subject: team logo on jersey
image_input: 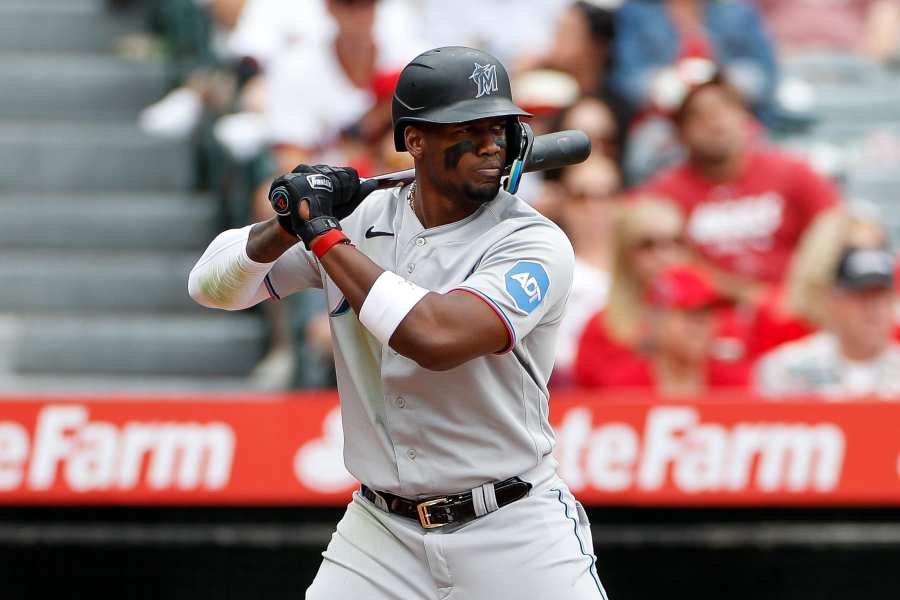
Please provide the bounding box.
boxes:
[306,174,333,192]
[505,261,550,314]
[469,63,499,99]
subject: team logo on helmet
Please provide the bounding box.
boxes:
[469,63,499,99]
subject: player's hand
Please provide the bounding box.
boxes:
[291,164,362,221]
[268,165,360,248]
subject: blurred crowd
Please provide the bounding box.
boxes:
[134,0,900,400]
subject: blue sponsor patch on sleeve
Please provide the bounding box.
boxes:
[505,261,550,314]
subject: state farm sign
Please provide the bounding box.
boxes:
[0,405,234,493]
[556,406,844,498]
[0,393,897,506]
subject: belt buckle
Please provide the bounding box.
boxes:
[416,497,449,529]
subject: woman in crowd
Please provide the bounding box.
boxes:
[551,154,622,385]
[574,196,749,394]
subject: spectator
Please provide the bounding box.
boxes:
[264,0,425,178]
[513,72,589,208]
[755,247,900,398]
[574,197,687,387]
[523,1,618,97]
[609,0,777,122]
[225,0,331,69]
[755,0,900,63]
[608,1,777,183]
[561,95,620,161]
[552,154,621,384]
[577,263,748,395]
[139,0,252,139]
[747,206,888,358]
[519,1,629,155]
[419,0,568,67]
[641,77,841,302]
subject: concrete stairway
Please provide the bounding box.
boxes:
[0,0,264,391]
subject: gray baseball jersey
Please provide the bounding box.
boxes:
[196,184,574,497]
[189,185,608,600]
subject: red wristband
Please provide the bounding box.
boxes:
[311,229,349,258]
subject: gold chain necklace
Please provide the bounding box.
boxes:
[407,182,417,213]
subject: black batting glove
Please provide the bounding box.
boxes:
[268,165,360,249]
[292,164,362,221]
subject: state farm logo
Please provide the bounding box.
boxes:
[0,405,234,493]
[293,406,355,493]
[688,192,784,251]
[555,406,845,494]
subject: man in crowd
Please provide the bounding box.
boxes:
[641,76,840,301]
[755,247,900,398]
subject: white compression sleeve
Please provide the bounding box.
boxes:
[358,271,429,346]
[188,225,274,310]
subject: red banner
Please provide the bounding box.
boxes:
[0,392,898,506]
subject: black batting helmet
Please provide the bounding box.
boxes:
[392,46,531,163]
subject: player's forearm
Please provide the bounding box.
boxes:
[318,242,388,312]
[319,244,505,370]
[246,217,300,262]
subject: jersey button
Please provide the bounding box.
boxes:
[406,263,415,274]
[394,396,406,408]
[406,449,417,460]
[415,237,426,247]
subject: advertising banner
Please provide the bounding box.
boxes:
[0,393,897,506]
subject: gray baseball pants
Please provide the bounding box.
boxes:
[306,462,609,600]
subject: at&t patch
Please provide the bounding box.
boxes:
[505,261,549,314]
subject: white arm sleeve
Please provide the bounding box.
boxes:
[187,225,321,310]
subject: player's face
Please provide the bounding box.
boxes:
[422,117,508,205]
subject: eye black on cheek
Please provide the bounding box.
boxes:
[443,140,477,169]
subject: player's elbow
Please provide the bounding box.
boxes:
[395,331,468,372]
[414,352,464,372]
[187,267,240,311]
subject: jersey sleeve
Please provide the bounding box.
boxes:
[260,237,323,302]
[453,224,575,352]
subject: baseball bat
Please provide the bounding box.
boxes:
[357,129,591,198]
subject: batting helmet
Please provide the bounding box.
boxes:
[392,46,531,164]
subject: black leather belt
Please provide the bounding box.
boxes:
[361,477,532,529]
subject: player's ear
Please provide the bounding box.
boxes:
[405,125,426,160]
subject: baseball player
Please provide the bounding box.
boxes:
[188,46,607,600]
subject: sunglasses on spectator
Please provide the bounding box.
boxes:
[632,236,683,251]
[570,189,617,201]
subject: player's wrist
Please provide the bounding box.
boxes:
[310,228,350,259]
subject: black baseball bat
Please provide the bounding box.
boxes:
[357,129,591,198]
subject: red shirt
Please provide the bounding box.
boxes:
[574,311,749,390]
[744,286,900,360]
[745,287,816,359]
[642,148,840,284]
